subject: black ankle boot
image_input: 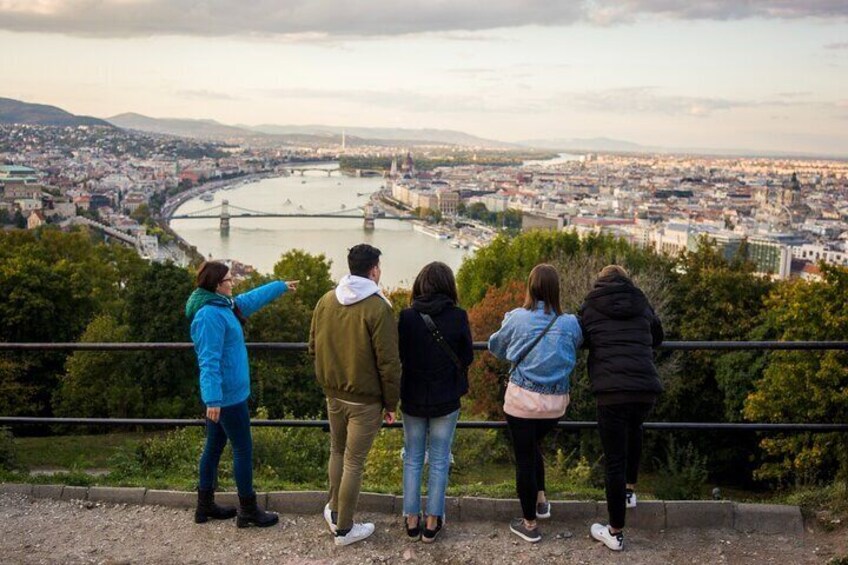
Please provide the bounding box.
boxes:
[237,493,279,528]
[195,488,237,523]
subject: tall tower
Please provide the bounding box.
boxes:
[220,199,230,236]
[341,130,346,152]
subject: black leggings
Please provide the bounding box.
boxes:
[506,414,559,521]
[596,402,654,529]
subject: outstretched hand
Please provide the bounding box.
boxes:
[286,280,299,292]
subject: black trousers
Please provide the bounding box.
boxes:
[596,402,654,529]
[506,414,559,521]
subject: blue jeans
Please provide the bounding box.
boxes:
[198,400,254,496]
[402,409,460,518]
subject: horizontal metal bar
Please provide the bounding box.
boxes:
[1,417,846,432]
[1,341,846,351]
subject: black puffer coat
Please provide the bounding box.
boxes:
[398,293,474,418]
[578,274,664,398]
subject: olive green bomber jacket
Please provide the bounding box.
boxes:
[309,290,400,411]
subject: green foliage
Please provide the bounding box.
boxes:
[271,248,334,310]
[54,315,141,419]
[551,448,593,490]
[457,230,651,307]
[122,262,198,418]
[0,427,18,471]
[362,428,404,491]
[744,265,848,485]
[462,202,522,230]
[655,240,772,482]
[652,438,709,500]
[245,250,335,418]
[0,356,40,416]
[0,229,146,416]
[252,410,329,485]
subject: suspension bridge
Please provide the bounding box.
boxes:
[168,200,415,232]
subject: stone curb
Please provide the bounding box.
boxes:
[0,483,805,535]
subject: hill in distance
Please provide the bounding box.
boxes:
[107,113,257,140]
[0,97,112,127]
[107,112,513,148]
[245,124,516,148]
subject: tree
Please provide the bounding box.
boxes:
[659,239,773,481]
[271,249,334,310]
[246,251,335,417]
[744,265,848,485]
[465,280,525,419]
[53,315,142,419]
[121,262,198,418]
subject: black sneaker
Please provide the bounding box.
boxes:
[536,501,551,519]
[509,518,541,543]
[405,514,421,541]
[422,516,443,543]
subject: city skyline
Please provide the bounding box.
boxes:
[1,1,847,155]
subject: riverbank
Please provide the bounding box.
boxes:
[160,171,282,221]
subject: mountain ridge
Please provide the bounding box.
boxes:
[0,97,112,127]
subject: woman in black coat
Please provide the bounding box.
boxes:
[398,261,473,543]
[578,265,663,552]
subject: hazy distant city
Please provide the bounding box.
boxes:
[1,97,846,283]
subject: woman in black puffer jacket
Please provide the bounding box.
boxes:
[578,265,663,552]
[398,261,473,543]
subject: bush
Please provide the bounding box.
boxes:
[252,409,329,485]
[551,448,593,490]
[362,429,404,491]
[652,439,708,500]
[0,427,18,471]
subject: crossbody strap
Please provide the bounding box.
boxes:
[419,312,464,370]
[510,314,558,374]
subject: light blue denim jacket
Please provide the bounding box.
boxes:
[488,302,583,395]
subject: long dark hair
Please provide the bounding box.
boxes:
[412,261,458,303]
[522,263,562,316]
[196,261,229,292]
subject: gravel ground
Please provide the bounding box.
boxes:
[1,493,845,565]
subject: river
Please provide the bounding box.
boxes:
[169,168,470,288]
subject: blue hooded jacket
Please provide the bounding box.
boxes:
[488,302,583,395]
[186,280,288,407]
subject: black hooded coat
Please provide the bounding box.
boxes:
[398,293,474,418]
[578,274,664,401]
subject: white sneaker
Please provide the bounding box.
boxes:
[626,489,637,509]
[590,523,624,551]
[334,522,375,546]
[323,503,337,534]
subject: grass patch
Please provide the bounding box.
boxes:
[16,432,150,470]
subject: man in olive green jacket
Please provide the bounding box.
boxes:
[309,243,400,546]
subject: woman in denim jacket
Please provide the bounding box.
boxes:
[488,264,582,543]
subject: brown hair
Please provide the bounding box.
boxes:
[598,264,631,281]
[412,261,458,304]
[522,263,562,315]
[196,261,229,292]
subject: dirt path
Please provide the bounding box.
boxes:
[1,494,845,564]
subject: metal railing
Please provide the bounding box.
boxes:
[1,340,847,432]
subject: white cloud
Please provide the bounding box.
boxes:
[0,1,845,38]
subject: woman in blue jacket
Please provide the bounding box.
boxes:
[185,261,298,527]
[489,264,582,543]
[398,262,473,543]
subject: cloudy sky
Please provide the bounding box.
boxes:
[1,1,847,155]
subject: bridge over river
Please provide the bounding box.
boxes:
[169,200,415,233]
